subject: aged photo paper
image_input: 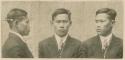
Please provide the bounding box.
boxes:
[0,0,124,60]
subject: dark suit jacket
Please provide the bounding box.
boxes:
[79,35,123,58]
[39,35,81,58]
[2,33,33,58]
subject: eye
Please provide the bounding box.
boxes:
[55,20,61,23]
[95,20,99,23]
[95,20,105,23]
[63,20,68,23]
[100,20,105,22]
[26,20,29,24]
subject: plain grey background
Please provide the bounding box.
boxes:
[1,1,123,57]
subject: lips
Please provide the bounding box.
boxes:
[96,29,101,32]
[59,29,65,32]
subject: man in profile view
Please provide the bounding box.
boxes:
[2,8,33,58]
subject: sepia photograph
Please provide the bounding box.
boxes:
[0,0,124,59]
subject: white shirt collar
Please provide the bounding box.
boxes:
[100,33,112,49]
[9,30,26,42]
[55,33,68,49]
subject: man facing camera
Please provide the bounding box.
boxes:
[2,8,33,58]
[79,8,123,58]
[39,8,81,58]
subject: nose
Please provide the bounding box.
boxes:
[27,23,30,29]
[59,22,64,28]
[96,22,101,28]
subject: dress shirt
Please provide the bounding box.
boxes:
[100,33,112,50]
[55,34,68,50]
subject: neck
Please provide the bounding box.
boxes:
[11,28,22,36]
[101,29,112,37]
[55,33,68,38]
[100,32,112,37]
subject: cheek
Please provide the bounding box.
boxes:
[53,23,59,29]
[103,22,112,30]
[17,23,27,31]
[65,23,71,28]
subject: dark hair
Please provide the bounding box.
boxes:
[52,8,71,21]
[96,8,117,20]
[6,8,27,28]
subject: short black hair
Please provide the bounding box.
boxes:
[96,8,117,20]
[6,8,27,28]
[52,8,71,21]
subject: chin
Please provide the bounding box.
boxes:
[97,32,102,35]
[56,31,66,36]
[58,35,65,37]
[23,33,29,36]
[58,33,67,37]
[25,34,29,36]
[98,33,107,36]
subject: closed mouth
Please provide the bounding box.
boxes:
[97,29,101,32]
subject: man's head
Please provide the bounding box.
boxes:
[51,8,72,37]
[7,8,30,36]
[95,8,117,36]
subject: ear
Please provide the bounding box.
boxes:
[13,20,17,26]
[112,20,115,24]
[70,20,72,26]
[11,20,18,30]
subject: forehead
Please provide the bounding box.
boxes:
[54,14,69,20]
[19,16,29,22]
[95,13,110,20]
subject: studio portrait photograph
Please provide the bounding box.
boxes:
[0,0,124,59]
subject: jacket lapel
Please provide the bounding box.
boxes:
[47,36,58,57]
[107,35,116,50]
[61,35,74,57]
[105,35,118,58]
[93,35,104,58]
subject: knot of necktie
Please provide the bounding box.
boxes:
[102,38,108,50]
[58,39,65,58]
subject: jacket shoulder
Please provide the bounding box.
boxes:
[113,36,122,42]
[113,36,123,46]
[70,36,81,44]
[39,36,53,45]
[3,35,23,49]
[81,35,99,46]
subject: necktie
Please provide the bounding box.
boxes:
[102,38,108,50]
[102,39,108,58]
[59,38,64,49]
[58,39,64,58]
